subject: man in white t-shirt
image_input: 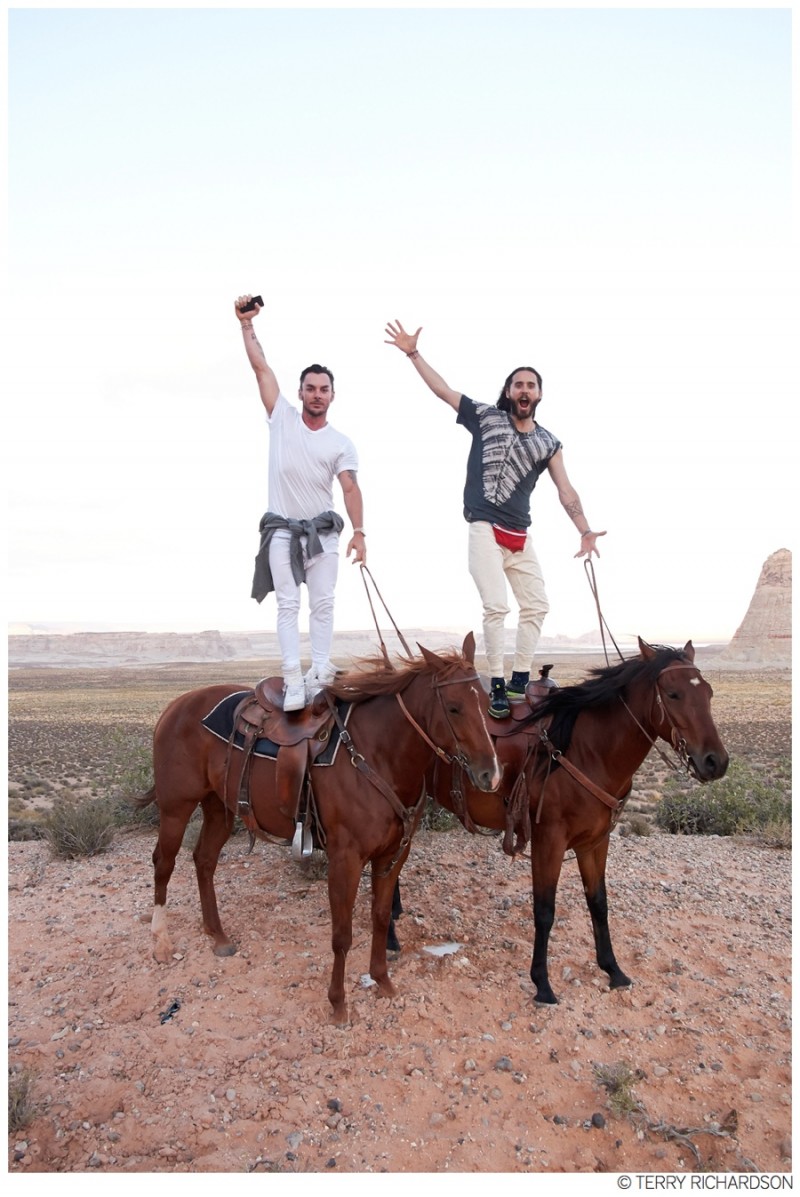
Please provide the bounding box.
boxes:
[235,294,366,710]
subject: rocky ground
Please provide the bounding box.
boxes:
[7,657,792,1176]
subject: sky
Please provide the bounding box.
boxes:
[5,1,797,649]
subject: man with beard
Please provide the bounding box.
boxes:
[385,319,604,719]
[236,294,366,710]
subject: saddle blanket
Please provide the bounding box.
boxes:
[200,690,351,766]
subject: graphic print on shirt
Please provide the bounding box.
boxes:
[476,407,559,508]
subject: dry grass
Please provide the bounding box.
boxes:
[7,658,791,844]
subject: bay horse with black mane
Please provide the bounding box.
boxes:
[420,638,728,1004]
[136,633,500,1023]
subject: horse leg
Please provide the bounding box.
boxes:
[326,851,363,1025]
[387,878,403,954]
[575,839,632,990]
[529,835,566,1005]
[369,861,408,993]
[192,795,237,957]
[150,800,196,964]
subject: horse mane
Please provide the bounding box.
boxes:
[326,647,471,702]
[527,644,692,753]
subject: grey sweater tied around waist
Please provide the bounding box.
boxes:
[251,510,345,603]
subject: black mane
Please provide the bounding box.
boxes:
[527,645,691,754]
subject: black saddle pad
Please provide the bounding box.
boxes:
[200,690,350,766]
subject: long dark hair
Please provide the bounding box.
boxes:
[496,365,542,412]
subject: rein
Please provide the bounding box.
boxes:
[322,667,482,876]
[395,670,482,771]
[583,559,626,666]
[618,663,702,776]
[583,560,702,778]
[359,564,412,666]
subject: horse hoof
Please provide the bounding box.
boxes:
[213,942,237,957]
[534,991,559,1005]
[610,975,633,990]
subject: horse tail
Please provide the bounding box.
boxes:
[133,785,158,811]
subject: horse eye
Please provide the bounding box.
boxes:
[447,704,461,716]
[667,691,681,701]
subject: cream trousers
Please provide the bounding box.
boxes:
[467,520,549,678]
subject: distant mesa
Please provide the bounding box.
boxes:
[718,548,792,666]
[8,626,633,669]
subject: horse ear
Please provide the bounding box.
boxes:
[683,640,695,662]
[638,636,656,660]
[461,631,476,664]
[417,642,442,668]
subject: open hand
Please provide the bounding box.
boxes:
[384,319,421,355]
[574,531,607,559]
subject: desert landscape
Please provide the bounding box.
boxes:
[6,646,791,1176]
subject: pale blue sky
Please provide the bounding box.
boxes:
[6,3,795,645]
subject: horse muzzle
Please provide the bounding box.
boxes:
[687,747,729,783]
[462,755,503,794]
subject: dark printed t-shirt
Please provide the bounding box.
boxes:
[456,395,562,530]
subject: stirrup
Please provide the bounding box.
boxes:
[291,821,313,861]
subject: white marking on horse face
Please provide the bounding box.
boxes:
[690,677,701,686]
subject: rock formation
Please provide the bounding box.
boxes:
[719,549,792,665]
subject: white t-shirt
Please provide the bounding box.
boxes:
[266,392,359,520]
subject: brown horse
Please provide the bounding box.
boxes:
[423,638,729,1004]
[136,633,500,1022]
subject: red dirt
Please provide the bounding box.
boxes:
[8,822,791,1175]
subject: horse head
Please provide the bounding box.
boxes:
[638,637,728,782]
[415,634,501,793]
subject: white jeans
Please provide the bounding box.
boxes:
[268,530,339,677]
[467,520,549,678]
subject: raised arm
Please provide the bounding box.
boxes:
[338,468,367,565]
[234,294,279,415]
[546,450,607,559]
[384,319,462,410]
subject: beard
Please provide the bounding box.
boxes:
[509,397,540,422]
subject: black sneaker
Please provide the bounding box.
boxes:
[506,671,530,701]
[488,678,511,719]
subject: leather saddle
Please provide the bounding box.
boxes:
[225,677,337,849]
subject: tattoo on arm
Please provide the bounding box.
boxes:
[564,500,584,521]
[345,470,358,483]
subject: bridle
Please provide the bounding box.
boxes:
[323,664,487,877]
[396,669,484,776]
[582,560,709,779]
[620,661,710,778]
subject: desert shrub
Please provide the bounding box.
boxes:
[8,1067,37,1132]
[103,734,159,829]
[620,813,654,837]
[106,732,154,792]
[43,797,116,859]
[655,757,791,840]
[421,799,460,832]
[8,819,47,843]
[593,1061,645,1117]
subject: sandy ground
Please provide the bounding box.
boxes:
[8,819,791,1176]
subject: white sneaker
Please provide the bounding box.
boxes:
[304,662,338,703]
[283,674,306,712]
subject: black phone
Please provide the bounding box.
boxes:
[240,295,263,313]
